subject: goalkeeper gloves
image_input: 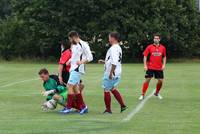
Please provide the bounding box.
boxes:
[42,90,55,96]
[41,102,49,111]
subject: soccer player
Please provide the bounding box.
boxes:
[58,42,85,110]
[58,42,71,85]
[38,68,68,110]
[39,68,82,111]
[139,34,167,100]
[98,32,127,114]
[61,31,93,114]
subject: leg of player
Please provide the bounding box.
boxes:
[74,84,88,115]
[53,94,65,107]
[154,79,163,99]
[139,78,151,100]
[72,82,84,110]
[60,84,74,114]
[111,88,127,113]
[103,90,112,114]
[71,98,80,111]
[79,82,84,93]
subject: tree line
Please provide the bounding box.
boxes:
[0,0,200,62]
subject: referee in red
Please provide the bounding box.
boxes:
[139,34,166,100]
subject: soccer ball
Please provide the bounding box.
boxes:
[46,99,57,110]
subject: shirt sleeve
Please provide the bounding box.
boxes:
[83,43,93,62]
[143,46,150,57]
[58,50,71,64]
[111,47,119,65]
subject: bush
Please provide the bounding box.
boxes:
[0,0,200,62]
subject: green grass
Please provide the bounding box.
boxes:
[0,62,199,134]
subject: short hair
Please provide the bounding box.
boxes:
[68,31,79,38]
[38,68,49,75]
[153,33,161,38]
[109,31,120,42]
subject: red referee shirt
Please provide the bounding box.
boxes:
[143,44,166,70]
[58,49,71,72]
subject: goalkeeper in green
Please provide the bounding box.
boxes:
[38,68,79,111]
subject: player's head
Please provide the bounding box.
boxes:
[109,31,120,45]
[60,40,71,53]
[68,31,80,44]
[153,34,161,45]
[38,68,49,82]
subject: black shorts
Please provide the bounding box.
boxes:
[62,71,70,84]
[145,69,164,79]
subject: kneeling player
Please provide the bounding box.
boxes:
[38,68,80,111]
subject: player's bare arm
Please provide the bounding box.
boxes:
[58,64,64,84]
[143,56,148,71]
[109,64,116,80]
[98,59,105,64]
[66,58,71,65]
[162,56,166,70]
[77,44,93,65]
[77,59,89,65]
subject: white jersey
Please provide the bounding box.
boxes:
[104,44,122,77]
[70,40,93,74]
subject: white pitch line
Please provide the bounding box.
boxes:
[122,90,154,122]
[0,78,39,88]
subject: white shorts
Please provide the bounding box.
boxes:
[68,71,82,85]
[102,73,121,90]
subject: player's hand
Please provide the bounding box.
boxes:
[41,102,49,111]
[144,65,148,71]
[66,60,70,65]
[98,59,105,64]
[162,65,165,70]
[42,90,55,96]
[77,61,83,65]
[109,73,113,80]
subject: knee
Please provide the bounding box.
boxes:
[145,78,151,83]
[158,79,163,83]
[67,84,74,93]
[104,89,110,92]
[79,83,84,92]
[53,94,60,101]
[67,84,73,89]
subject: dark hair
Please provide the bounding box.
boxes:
[153,33,161,38]
[109,31,120,42]
[38,68,49,75]
[60,40,71,51]
[68,31,79,38]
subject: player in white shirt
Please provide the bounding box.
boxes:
[61,31,93,114]
[98,32,127,114]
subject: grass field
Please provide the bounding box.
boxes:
[0,62,199,134]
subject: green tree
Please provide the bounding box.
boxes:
[0,0,200,61]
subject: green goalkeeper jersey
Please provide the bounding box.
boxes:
[43,75,67,101]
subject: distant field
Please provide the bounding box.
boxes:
[0,63,199,134]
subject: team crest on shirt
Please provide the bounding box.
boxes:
[152,52,162,56]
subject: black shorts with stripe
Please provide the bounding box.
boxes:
[145,69,164,79]
[62,71,70,84]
